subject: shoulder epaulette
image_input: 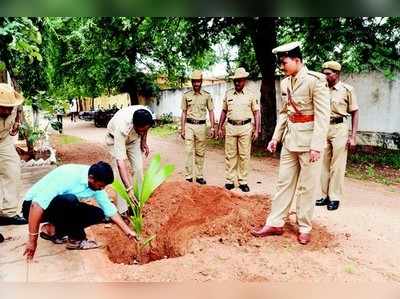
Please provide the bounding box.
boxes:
[307,70,326,80]
[341,83,354,92]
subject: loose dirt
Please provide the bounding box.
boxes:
[51,135,112,165]
[92,181,335,265]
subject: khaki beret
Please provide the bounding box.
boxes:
[229,67,249,79]
[322,61,342,72]
[190,70,203,80]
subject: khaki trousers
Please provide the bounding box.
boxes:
[184,123,207,179]
[107,140,143,213]
[321,122,348,201]
[225,123,252,185]
[0,136,21,217]
[266,145,323,233]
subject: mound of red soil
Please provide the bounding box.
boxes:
[92,181,336,265]
[51,135,112,165]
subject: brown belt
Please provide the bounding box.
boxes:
[186,118,206,125]
[289,114,314,123]
[227,118,251,126]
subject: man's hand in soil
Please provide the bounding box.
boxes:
[126,229,138,241]
[141,143,150,157]
[111,213,139,242]
[24,238,37,261]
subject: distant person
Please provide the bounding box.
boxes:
[0,83,27,245]
[54,103,65,133]
[316,61,359,211]
[69,98,78,122]
[23,162,137,260]
[106,105,154,214]
[180,70,215,185]
[251,42,330,245]
[217,67,261,192]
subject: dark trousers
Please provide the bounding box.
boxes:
[22,194,105,241]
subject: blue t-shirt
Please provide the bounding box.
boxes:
[23,164,117,218]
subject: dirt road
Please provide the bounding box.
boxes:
[0,119,393,282]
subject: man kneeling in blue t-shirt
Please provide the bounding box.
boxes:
[22,161,137,260]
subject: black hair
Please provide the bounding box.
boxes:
[132,109,154,127]
[277,47,303,62]
[88,161,114,185]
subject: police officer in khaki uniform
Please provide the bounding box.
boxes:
[106,105,154,213]
[251,42,330,245]
[0,83,27,232]
[217,67,261,192]
[181,70,215,184]
[316,61,359,211]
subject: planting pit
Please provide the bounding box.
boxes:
[92,181,335,265]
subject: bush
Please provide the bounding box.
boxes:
[157,112,174,125]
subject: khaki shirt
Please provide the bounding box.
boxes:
[272,66,331,152]
[107,105,151,160]
[181,90,214,120]
[329,81,359,118]
[0,107,17,140]
[222,87,260,121]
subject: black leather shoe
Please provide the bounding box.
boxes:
[0,215,28,226]
[316,197,331,206]
[0,233,4,243]
[239,184,250,192]
[196,178,207,185]
[225,183,235,190]
[327,200,340,210]
[186,178,193,183]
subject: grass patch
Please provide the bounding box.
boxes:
[150,124,178,137]
[58,134,85,145]
[346,146,400,186]
[348,147,400,169]
[207,138,224,148]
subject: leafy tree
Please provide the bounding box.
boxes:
[0,17,42,83]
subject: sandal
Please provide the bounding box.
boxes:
[66,239,100,250]
[40,232,68,244]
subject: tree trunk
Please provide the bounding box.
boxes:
[121,45,139,105]
[247,17,278,144]
[120,77,139,105]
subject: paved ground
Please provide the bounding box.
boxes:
[1,119,399,282]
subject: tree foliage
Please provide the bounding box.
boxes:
[2,17,399,141]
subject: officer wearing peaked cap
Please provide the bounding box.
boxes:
[251,42,331,244]
[180,70,215,185]
[316,61,359,211]
[217,67,261,192]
